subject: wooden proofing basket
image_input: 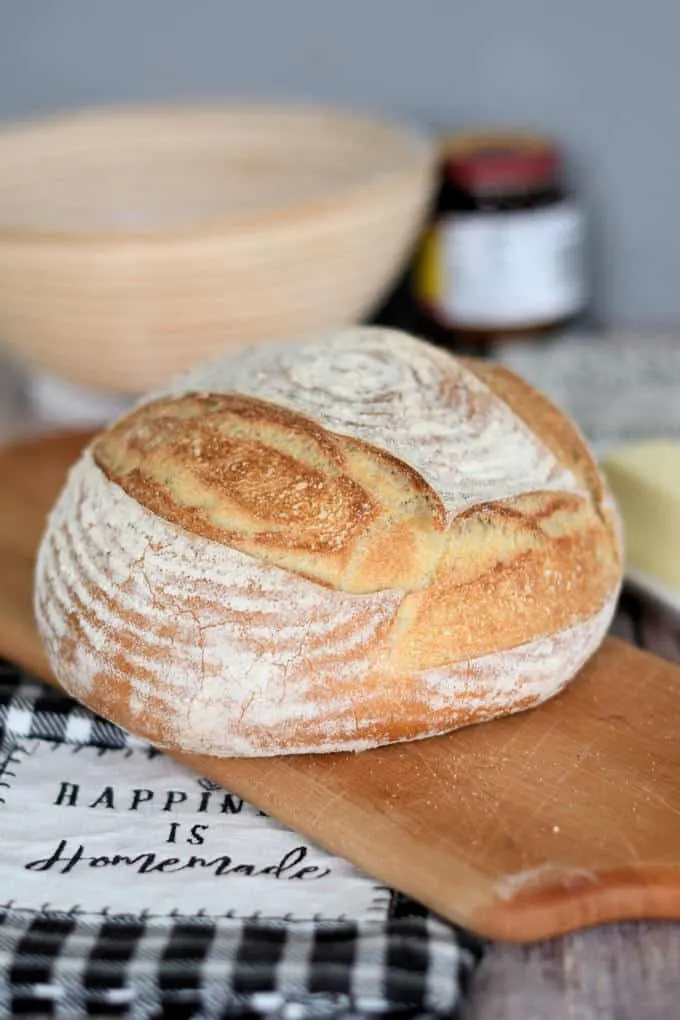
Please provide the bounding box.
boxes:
[0,104,435,393]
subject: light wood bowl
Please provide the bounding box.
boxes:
[0,104,435,394]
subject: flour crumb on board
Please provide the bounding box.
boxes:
[496,864,598,902]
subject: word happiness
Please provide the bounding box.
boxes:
[52,781,254,815]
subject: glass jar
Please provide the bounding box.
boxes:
[412,131,587,352]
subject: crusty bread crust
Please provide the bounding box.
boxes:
[94,392,448,595]
[34,328,622,756]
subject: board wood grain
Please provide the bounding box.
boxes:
[1,430,680,942]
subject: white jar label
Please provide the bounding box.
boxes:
[437,202,586,328]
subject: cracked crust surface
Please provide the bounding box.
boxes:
[34,328,623,756]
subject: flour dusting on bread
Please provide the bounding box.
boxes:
[163,329,583,516]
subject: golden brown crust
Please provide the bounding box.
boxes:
[94,392,447,594]
[392,358,620,669]
[390,491,620,670]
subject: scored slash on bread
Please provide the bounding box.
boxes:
[34,328,622,756]
[94,392,449,595]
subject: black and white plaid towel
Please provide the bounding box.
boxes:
[0,665,483,1020]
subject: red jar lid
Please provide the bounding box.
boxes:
[442,131,560,194]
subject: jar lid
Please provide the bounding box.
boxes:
[441,131,560,194]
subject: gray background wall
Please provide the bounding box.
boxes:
[0,0,678,327]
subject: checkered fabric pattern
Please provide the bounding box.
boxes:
[0,664,483,1019]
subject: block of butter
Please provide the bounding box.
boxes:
[603,439,680,591]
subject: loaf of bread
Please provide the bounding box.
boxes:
[35,328,622,756]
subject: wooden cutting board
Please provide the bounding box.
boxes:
[2,430,680,943]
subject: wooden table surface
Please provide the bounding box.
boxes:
[469,923,680,1020]
[2,355,680,1020]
